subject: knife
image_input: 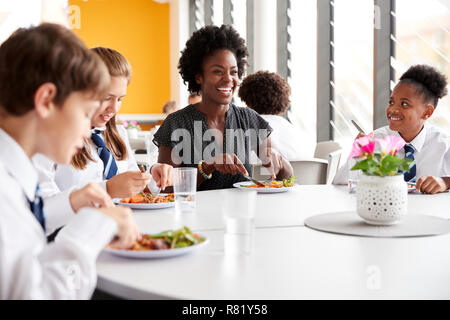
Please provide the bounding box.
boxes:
[351,120,365,135]
[245,176,266,187]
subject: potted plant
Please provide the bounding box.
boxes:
[118,119,140,139]
[349,133,414,225]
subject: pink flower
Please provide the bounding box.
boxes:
[348,132,375,159]
[376,135,405,156]
[122,120,128,128]
[130,121,138,126]
[361,141,375,154]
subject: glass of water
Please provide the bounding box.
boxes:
[173,167,197,214]
[221,189,257,255]
[221,189,257,235]
[348,178,358,194]
[348,170,359,194]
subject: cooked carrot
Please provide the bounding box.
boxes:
[130,194,145,203]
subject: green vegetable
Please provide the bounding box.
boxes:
[282,176,297,187]
[175,241,190,248]
[149,226,205,249]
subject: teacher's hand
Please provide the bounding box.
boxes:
[260,148,284,179]
[202,153,249,177]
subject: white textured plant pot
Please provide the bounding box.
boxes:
[356,174,407,225]
[127,128,138,139]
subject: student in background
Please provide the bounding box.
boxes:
[188,92,202,105]
[0,23,140,299]
[333,64,450,194]
[162,100,180,115]
[238,70,314,160]
[34,47,172,203]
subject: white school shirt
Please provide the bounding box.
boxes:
[33,125,139,197]
[333,125,450,185]
[0,128,117,299]
[260,115,315,160]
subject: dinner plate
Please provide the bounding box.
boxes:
[103,237,209,259]
[232,181,293,193]
[114,195,175,210]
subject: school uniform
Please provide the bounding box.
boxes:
[34,125,138,195]
[333,124,450,185]
[0,128,117,299]
[32,125,138,235]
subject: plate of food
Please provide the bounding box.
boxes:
[233,177,296,193]
[103,226,209,259]
[114,192,175,209]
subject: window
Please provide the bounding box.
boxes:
[332,0,374,150]
[289,0,317,149]
[392,0,450,134]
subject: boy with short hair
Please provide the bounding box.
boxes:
[0,23,139,299]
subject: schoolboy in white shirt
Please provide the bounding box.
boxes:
[0,23,140,299]
[334,65,450,194]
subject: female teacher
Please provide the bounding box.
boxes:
[153,25,293,190]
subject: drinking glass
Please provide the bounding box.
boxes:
[221,189,257,234]
[221,189,257,254]
[173,167,197,214]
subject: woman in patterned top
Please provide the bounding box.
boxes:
[154,25,293,191]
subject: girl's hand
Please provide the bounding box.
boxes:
[69,183,114,212]
[106,171,152,198]
[98,206,141,249]
[416,176,448,194]
[150,163,173,190]
[355,132,366,140]
[203,153,249,177]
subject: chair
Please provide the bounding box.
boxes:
[251,158,328,185]
[129,137,146,151]
[326,150,342,184]
[314,141,341,160]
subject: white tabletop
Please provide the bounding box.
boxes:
[96,185,450,299]
[127,185,450,232]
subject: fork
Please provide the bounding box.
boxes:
[148,178,161,196]
[139,164,161,196]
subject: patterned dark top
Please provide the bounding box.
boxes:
[153,103,272,191]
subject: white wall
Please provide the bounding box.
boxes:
[169,0,190,108]
[0,0,43,43]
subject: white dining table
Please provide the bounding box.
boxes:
[96,185,450,299]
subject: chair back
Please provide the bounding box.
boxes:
[251,158,328,185]
[326,150,342,184]
[314,141,341,160]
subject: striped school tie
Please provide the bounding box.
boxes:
[29,186,46,232]
[91,130,118,180]
[403,144,416,183]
